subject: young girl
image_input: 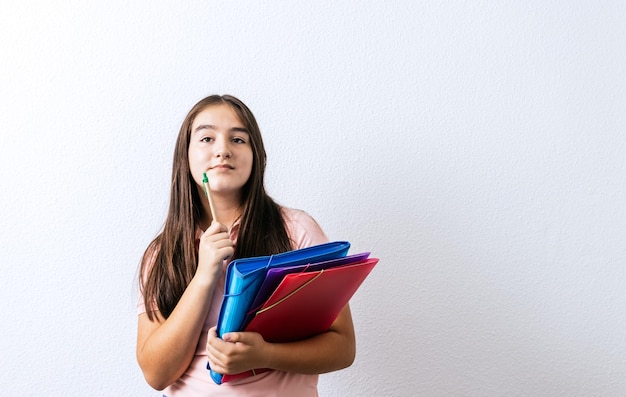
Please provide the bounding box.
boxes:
[137,95,356,396]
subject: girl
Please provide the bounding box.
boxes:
[137,95,356,396]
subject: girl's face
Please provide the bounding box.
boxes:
[188,104,253,201]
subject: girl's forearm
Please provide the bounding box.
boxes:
[265,305,356,374]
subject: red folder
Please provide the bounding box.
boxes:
[221,258,378,383]
[246,258,378,342]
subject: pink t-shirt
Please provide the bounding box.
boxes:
[138,208,329,397]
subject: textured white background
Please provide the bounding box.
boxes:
[1,1,625,396]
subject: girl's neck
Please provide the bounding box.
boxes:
[199,189,243,230]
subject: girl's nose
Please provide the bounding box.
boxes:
[214,139,232,159]
[216,150,231,159]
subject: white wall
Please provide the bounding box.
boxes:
[1,1,625,396]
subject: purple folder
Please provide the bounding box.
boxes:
[241,252,371,329]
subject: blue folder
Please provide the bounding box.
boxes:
[209,241,350,384]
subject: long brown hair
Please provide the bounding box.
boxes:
[140,95,291,320]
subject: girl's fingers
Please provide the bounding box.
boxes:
[204,221,228,236]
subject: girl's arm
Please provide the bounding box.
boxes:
[137,277,216,390]
[206,304,356,376]
[136,222,233,390]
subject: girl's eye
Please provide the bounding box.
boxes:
[232,137,246,144]
[200,136,213,143]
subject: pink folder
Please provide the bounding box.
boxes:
[246,258,378,341]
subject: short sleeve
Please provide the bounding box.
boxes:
[137,242,160,315]
[282,208,329,249]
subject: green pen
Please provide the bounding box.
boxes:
[202,172,218,222]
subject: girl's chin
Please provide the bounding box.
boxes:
[208,186,244,196]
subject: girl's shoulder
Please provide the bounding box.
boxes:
[280,207,329,249]
[280,206,311,221]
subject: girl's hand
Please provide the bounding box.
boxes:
[206,326,270,375]
[196,221,234,282]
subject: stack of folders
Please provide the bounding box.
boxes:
[208,241,378,385]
